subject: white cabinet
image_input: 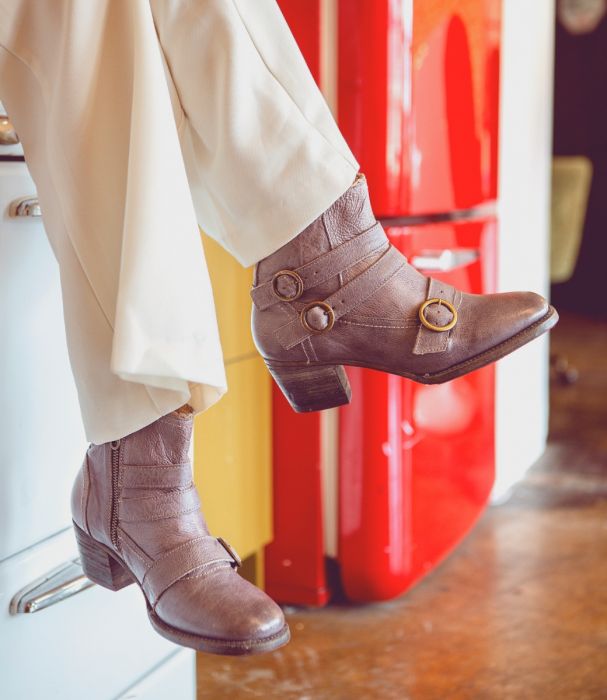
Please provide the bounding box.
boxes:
[1,529,187,700]
[0,155,194,699]
[0,159,86,560]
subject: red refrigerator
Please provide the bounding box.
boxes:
[266,0,501,604]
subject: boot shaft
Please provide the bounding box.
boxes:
[253,174,376,294]
[71,413,195,549]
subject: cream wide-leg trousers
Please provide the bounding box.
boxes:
[0,0,359,443]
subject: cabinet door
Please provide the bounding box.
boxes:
[194,355,273,567]
[199,233,256,363]
[0,161,87,561]
[1,530,176,700]
[194,234,273,580]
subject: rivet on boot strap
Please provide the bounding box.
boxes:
[271,269,304,301]
[300,301,335,333]
[418,298,458,332]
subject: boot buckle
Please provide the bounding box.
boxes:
[300,301,335,334]
[418,298,458,332]
[217,537,242,567]
[272,269,304,302]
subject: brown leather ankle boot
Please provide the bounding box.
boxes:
[71,412,289,655]
[251,174,558,412]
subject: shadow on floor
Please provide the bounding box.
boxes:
[197,312,607,700]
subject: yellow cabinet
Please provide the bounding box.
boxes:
[193,232,272,587]
[197,232,257,363]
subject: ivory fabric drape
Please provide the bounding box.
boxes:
[0,0,358,443]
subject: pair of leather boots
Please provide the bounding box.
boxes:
[72,175,557,655]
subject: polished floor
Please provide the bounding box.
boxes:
[197,312,607,699]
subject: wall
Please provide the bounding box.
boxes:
[494,0,556,500]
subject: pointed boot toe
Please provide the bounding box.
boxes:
[482,290,555,344]
[468,290,552,343]
[250,174,558,408]
[513,290,553,330]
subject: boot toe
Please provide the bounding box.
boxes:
[155,566,286,643]
[512,291,551,329]
[490,290,550,342]
[461,289,550,352]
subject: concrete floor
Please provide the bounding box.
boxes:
[197,313,607,699]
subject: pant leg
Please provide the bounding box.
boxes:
[0,0,227,444]
[0,0,358,444]
[150,0,359,267]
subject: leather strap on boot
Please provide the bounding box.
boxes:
[119,462,242,607]
[121,462,193,489]
[274,245,406,350]
[413,279,462,355]
[250,222,388,310]
[142,535,239,607]
[253,225,463,355]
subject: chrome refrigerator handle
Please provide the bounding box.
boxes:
[410,248,480,272]
[9,559,95,614]
[10,197,42,218]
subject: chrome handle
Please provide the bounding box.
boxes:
[9,559,95,614]
[410,248,480,272]
[0,114,19,145]
[10,196,42,217]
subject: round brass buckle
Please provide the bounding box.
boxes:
[271,269,304,302]
[300,301,335,333]
[418,298,458,332]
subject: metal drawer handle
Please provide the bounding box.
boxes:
[411,248,480,272]
[9,559,95,614]
[0,114,19,145]
[10,197,42,218]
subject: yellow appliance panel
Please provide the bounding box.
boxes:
[193,356,273,562]
[200,232,256,362]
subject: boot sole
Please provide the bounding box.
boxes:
[265,305,559,411]
[73,521,291,656]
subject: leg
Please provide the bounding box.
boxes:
[0,0,557,657]
[0,1,228,446]
[148,1,557,410]
[0,0,304,655]
[150,0,359,266]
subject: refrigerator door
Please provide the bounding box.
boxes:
[1,529,180,700]
[338,219,497,601]
[338,0,501,218]
[0,161,87,561]
[264,394,329,606]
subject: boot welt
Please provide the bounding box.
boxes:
[73,521,291,656]
[147,607,290,656]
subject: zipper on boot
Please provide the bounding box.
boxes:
[109,439,121,549]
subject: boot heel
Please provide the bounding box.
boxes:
[73,522,134,591]
[265,361,352,412]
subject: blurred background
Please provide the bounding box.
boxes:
[1,1,605,699]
